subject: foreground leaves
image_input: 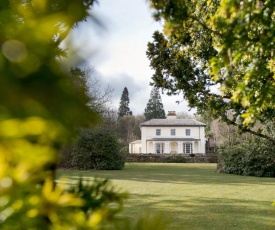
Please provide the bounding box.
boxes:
[147,0,275,140]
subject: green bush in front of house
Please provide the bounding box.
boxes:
[217,138,275,177]
[72,129,125,170]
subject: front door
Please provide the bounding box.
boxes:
[170,142,178,153]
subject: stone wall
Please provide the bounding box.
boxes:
[126,153,218,163]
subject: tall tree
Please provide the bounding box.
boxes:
[144,87,166,121]
[147,0,275,142]
[118,87,132,117]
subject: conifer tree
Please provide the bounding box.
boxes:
[118,87,132,117]
[144,87,165,121]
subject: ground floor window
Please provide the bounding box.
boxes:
[183,143,193,154]
[155,143,164,154]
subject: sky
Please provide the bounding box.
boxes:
[69,0,194,116]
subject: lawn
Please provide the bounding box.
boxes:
[57,163,275,230]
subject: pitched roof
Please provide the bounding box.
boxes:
[147,138,200,141]
[140,119,206,127]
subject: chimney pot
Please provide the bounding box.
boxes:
[167,111,177,119]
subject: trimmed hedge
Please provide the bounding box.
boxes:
[217,139,275,177]
[126,154,218,163]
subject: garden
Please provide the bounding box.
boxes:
[57,163,275,230]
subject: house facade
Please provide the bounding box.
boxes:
[129,111,206,154]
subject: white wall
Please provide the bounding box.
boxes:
[199,126,205,154]
[143,126,201,139]
[141,126,205,154]
[141,127,147,153]
[129,141,141,154]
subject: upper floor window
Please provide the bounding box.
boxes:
[171,129,176,136]
[156,129,161,136]
[186,129,191,136]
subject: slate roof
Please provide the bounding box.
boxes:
[147,138,200,141]
[140,119,206,127]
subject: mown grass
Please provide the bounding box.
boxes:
[57,163,275,230]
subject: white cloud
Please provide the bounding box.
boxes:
[68,0,194,116]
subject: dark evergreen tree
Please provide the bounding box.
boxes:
[118,87,132,117]
[144,87,165,121]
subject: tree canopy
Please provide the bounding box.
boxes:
[0,1,169,229]
[144,87,166,121]
[147,0,275,141]
[118,87,132,117]
[0,1,128,229]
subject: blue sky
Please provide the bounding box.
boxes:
[69,0,194,116]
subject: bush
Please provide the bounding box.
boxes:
[58,146,73,169]
[218,138,275,177]
[72,129,125,170]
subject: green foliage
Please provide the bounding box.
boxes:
[58,146,74,169]
[0,1,153,229]
[0,1,168,229]
[118,87,132,117]
[72,129,125,170]
[0,1,111,229]
[147,0,275,141]
[218,138,275,177]
[209,0,275,125]
[67,178,127,216]
[197,109,214,138]
[68,67,92,105]
[144,87,166,121]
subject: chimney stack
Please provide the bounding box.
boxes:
[167,111,177,119]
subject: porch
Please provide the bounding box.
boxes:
[146,138,202,154]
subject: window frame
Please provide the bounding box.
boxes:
[170,129,176,136]
[183,142,193,154]
[156,129,161,136]
[155,143,164,154]
[185,129,191,136]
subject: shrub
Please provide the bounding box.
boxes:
[72,129,125,170]
[58,146,73,169]
[218,138,275,177]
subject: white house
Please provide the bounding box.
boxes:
[129,140,141,154]
[129,111,206,154]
